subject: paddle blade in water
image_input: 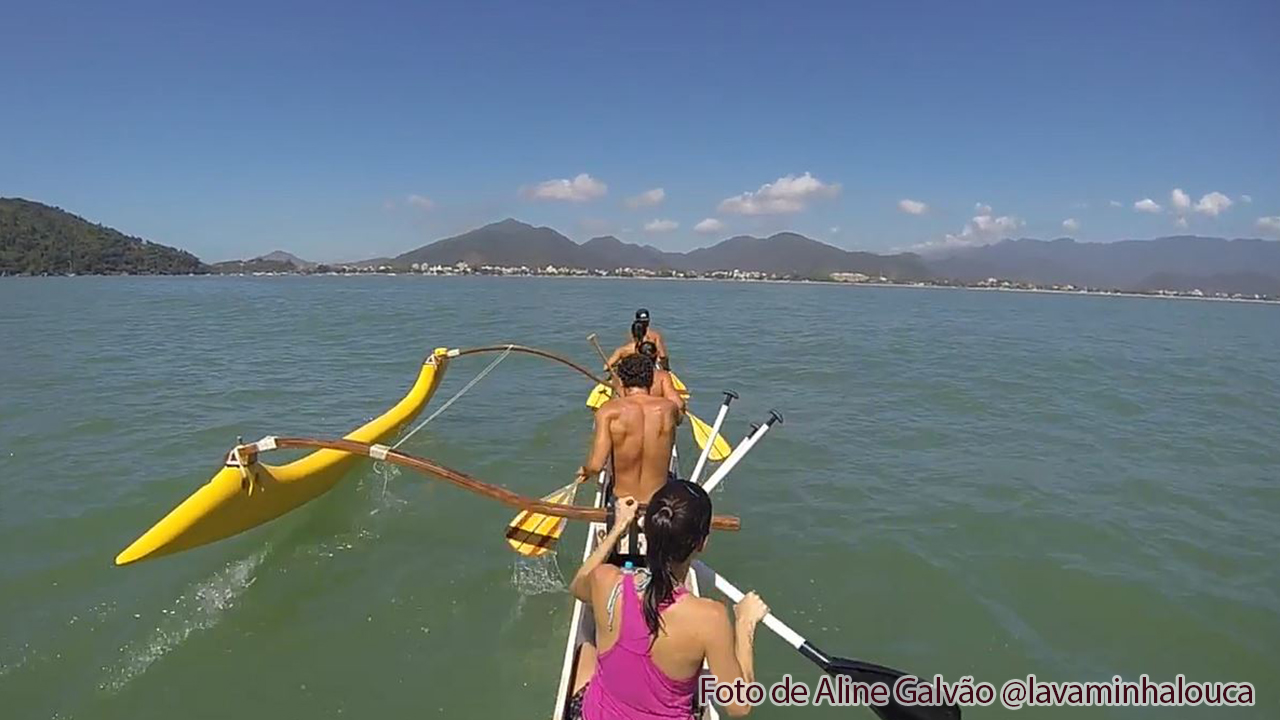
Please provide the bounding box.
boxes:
[819,656,961,720]
[690,412,733,462]
[585,383,612,409]
[504,481,580,556]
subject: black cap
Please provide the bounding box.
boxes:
[635,308,650,322]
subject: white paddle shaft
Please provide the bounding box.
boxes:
[699,561,808,650]
[700,419,773,494]
[689,398,733,484]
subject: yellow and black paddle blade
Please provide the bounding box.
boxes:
[505,481,581,557]
[586,382,612,409]
[689,411,733,462]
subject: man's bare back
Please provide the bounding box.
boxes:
[589,392,679,502]
[581,353,681,503]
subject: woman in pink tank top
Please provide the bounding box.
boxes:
[567,481,770,719]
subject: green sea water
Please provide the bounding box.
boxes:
[1,276,1276,719]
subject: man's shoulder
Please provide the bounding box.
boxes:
[596,398,625,417]
[601,394,644,414]
[642,393,681,417]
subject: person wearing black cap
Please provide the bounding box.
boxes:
[604,309,670,371]
[632,309,668,366]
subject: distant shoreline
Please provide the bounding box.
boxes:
[5,271,1277,306]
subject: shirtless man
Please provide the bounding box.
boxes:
[578,353,681,503]
[603,309,669,370]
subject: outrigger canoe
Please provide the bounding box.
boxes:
[114,342,957,720]
[115,348,452,565]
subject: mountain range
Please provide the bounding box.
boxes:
[930,236,1280,295]
[370,219,1280,293]
[3,199,1278,295]
[379,218,928,280]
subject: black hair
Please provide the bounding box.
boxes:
[642,481,712,637]
[615,352,654,389]
[630,319,647,343]
[637,340,659,359]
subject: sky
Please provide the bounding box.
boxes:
[2,0,1278,262]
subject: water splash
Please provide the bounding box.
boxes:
[369,461,409,513]
[510,554,567,596]
[100,547,268,693]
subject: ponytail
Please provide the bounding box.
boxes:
[641,481,713,638]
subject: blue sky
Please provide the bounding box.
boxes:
[3,0,1277,261]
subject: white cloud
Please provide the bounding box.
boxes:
[910,206,1024,254]
[1256,216,1280,235]
[968,213,1024,238]
[717,172,840,215]
[1171,188,1191,213]
[522,173,608,202]
[694,218,724,234]
[1194,191,1232,217]
[644,218,678,233]
[897,199,928,215]
[1062,218,1080,232]
[1240,194,1252,204]
[1108,200,1123,208]
[406,194,435,210]
[974,203,993,215]
[1134,198,1163,213]
[625,187,665,209]
[829,226,840,235]
[1174,216,1189,229]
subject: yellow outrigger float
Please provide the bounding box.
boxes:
[115,348,452,565]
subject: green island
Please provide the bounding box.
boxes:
[0,198,205,275]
